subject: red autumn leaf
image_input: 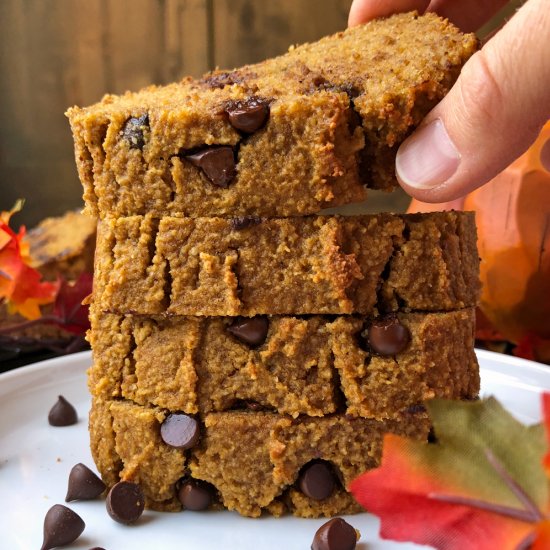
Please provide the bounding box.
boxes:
[52,273,93,334]
[0,207,58,320]
[350,396,549,550]
[533,521,550,550]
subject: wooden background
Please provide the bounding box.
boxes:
[0,0,523,227]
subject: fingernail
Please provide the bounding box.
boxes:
[396,119,461,189]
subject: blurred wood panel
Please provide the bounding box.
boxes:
[0,0,210,227]
[212,0,350,69]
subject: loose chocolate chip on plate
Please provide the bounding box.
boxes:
[178,479,213,511]
[122,114,149,150]
[367,316,410,356]
[298,461,336,501]
[41,504,85,550]
[311,517,358,550]
[66,463,106,502]
[160,413,200,449]
[48,395,78,426]
[185,146,236,188]
[227,316,269,347]
[225,97,269,133]
[106,481,145,525]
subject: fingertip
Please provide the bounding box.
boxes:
[398,175,471,204]
[348,0,431,27]
[348,0,370,27]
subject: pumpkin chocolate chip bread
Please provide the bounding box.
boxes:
[89,399,430,517]
[88,309,479,420]
[93,211,480,316]
[66,12,477,218]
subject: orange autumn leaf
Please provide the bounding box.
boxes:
[350,397,550,550]
[543,393,550,477]
[0,205,58,320]
[408,121,550,362]
[533,520,550,550]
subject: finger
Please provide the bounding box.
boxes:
[427,0,510,32]
[395,0,550,202]
[348,0,430,27]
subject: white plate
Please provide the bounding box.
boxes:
[0,349,548,550]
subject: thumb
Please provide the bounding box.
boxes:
[395,0,550,202]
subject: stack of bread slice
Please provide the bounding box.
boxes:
[67,12,480,518]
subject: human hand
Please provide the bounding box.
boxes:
[349,0,550,202]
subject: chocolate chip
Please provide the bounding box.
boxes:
[366,317,410,355]
[311,517,358,550]
[230,216,263,230]
[177,479,213,511]
[106,481,145,525]
[185,146,236,187]
[405,403,426,414]
[48,396,77,426]
[227,316,269,347]
[200,71,240,89]
[298,461,336,501]
[160,413,200,449]
[232,399,266,412]
[41,504,85,550]
[428,427,438,444]
[122,114,149,149]
[66,463,106,502]
[225,97,269,133]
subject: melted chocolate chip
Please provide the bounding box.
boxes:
[201,72,240,89]
[225,97,269,133]
[366,317,410,356]
[122,114,149,150]
[106,481,145,524]
[178,479,213,511]
[405,404,427,415]
[48,396,78,427]
[230,216,263,230]
[41,504,85,550]
[227,316,269,347]
[160,413,200,449]
[298,461,336,501]
[185,146,236,187]
[66,463,106,502]
[311,517,357,550]
[232,399,265,412]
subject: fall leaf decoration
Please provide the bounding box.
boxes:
[51,273,93,334]
[408,121,550,363]
[0,203,93,359]
[351,396,550,549]
[0,201,58,319]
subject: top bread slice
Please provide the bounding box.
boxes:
[67,12,477,218]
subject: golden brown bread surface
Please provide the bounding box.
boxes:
[89,400,430,517]
[27,210,96,280]
[67,12,477,218]
[81,13,482,521]
[92,211,480,316]
[88,309,479,420]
